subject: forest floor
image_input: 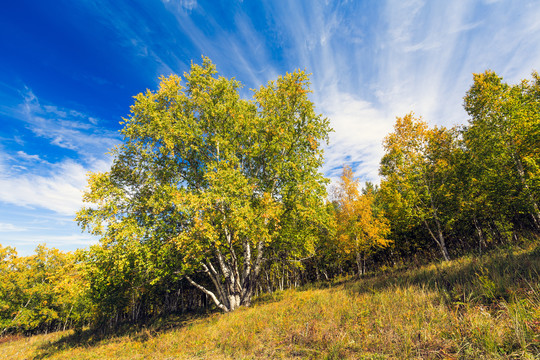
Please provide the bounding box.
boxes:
[2,244,540,359]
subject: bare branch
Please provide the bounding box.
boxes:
[185,275,229,312]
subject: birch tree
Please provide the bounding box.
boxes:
[380,114,461,261]
[334,166,390,275]
[77,58,331,312]
[463,70,540,231]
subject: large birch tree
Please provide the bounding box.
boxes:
[76,58,331,312]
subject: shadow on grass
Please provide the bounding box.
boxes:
[32,310,217,359]
[344,244,540,307]
[251,290,286,306]
[35,287,295,358]
[33,244,540,359]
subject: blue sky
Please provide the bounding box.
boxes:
[1,0,539,254]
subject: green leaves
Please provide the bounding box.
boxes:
[77,57,331,312]
[380,114,461,260]
[463,70,540,230]
[377,70,539,262]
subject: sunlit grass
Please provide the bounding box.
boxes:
[2,245,539,359]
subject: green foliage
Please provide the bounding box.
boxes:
[379,114,462,261]
[463,70,540,232]
[77,57,332,313]
[78,237,190,327]
[377,71,539,264]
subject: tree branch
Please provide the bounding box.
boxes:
[185,275,229,312]
[201,262,227,307]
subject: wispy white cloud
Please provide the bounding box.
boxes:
[2,232,98,256]
[156,0,540,185]
[13,136,24,146]
[244,2,388,182]
[161,0,197,12]
[159,3,276,88]
[19,87,119,158]
[78,0,185,79]
[13,233,97,246]
[16,151,42,162]
[372,0,540,130]
[0,88,117,217]
[0,158,111,216]
[272,0,540,185]
[321,92,391,183]
[0,223,26,232]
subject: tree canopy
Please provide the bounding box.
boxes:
[76,57,332,312]
[464,70,540,231]
[380,114,462,261]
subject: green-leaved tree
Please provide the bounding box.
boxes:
[380,114,461,261]
[77,58,331,312]
[463,70,540,232]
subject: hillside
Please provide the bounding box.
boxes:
[2,245,539,359]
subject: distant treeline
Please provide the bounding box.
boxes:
[1,65,538,335]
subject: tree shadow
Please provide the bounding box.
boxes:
[32,310,217,359]
[32,245,540,358]
[251,290,286,306]
[342,245,540,307]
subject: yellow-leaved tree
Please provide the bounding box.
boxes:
[334,166,391,276]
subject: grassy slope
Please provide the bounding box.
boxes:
[2,245,539,359]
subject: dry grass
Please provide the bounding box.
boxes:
[2,245,539,359]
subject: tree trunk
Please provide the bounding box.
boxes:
[185,238,265,312]
[423,186,451,261]
[356,251,362,277]
[423,218,450,261]
[473,217,487,252]
[363,253,367,275]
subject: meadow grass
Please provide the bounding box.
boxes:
[2,244,539,359]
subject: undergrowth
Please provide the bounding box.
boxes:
[1,244,539,359]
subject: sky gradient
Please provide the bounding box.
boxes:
[1,0,539,254]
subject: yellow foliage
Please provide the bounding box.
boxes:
[334,166,391,258]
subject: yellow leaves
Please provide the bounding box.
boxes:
[334,166,391,256]
[0,245,86,333]
[163,137,174,152]
[307,135,317,150]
